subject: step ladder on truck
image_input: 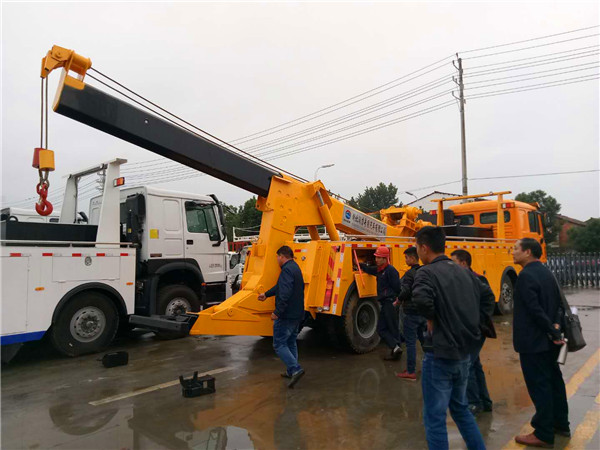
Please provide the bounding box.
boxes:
[6,45,546,356]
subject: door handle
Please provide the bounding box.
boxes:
[186,239,194,245]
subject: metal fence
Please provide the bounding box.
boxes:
[546,252,600,288]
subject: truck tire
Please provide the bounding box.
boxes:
[51,292,119,357]
[333,291,380,354]
[496,274,514,315]
[157,285,200,316]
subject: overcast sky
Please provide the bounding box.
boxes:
[2,1,598,220]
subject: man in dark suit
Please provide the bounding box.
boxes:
[512,238,569,448]
[258,245,306,388]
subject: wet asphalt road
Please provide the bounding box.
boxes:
[1,289,599,450]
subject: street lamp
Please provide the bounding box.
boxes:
[405,191,419,202]
[314,164,335,181]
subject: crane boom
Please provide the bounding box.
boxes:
[54,79,279,197]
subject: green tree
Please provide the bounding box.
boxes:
[223,197,262,241]
[567,219,600,252]
[348,182,400,215]
[515,190,561,244]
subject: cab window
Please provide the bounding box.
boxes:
[528,211,540,233]
[185,202,220,242]
[456,214,475,225]
[480,211,511,224]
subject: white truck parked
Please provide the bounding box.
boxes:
[1,159,232,360]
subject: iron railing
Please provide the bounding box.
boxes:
[546,252,600,288]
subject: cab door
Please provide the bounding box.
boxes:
[183,201,227,283]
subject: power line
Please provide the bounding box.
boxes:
[470,169,600,181]
[462,33,599,60]
[229,55,455,144]
[460,25,599,54]
[242,76,454,152]
[464,64,599,90]
[463,50,599,77]
[249,90,454,155]
[464,44,600,70]
[465,74,599,100]
[404,169,600,194]
[255,97,454,158]
[266,101,456,161]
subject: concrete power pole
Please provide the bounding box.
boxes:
[453,55,468,196]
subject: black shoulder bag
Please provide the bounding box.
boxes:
[553,275,586,352]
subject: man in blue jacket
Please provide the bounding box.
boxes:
[258,245,306,388]
[512,238,569,448]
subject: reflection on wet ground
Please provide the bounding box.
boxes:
[2,289,598,449]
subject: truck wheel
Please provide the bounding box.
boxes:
[496,275,514,315]
[51,292,119,357]
[157,285,200,316]
[334,291,380,353]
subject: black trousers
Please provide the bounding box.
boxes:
[519,348,570,444]
[377,299,402,349]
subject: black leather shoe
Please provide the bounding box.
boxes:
[281,373,291,379]
[288,369,305,388]
[483,402,493,412]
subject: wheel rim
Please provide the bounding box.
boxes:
[69,307,106,343]
[501,281,513,310]
[355,300,378,339]
[165,297,191,316]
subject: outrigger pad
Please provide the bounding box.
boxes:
[101,351,129,368]
[179,371,216,398]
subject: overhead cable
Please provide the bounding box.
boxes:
[465,74,599,99]
[464,64,599,89]
[229,55,455,144]
[463,51,599,77]
[460,25,599,54]
[462,33,599,60]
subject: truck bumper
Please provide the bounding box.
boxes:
[129,313,198,334]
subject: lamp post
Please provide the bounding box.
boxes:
[314,164,335,181]
[405,191,418,202]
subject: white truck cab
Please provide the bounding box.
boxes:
[89,186,231,317]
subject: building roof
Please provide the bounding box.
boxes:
[406,191,460,205]
[557,214,586,227]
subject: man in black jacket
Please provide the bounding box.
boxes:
[396,246,426,380]
[451,249,496,416]
[360,245,403,361]
[413,227,491,450]
[258,246,306,388]
[512,238,569,448]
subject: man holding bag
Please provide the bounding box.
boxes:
[512,238,570,448]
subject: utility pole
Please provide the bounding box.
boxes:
[453,54,468,196]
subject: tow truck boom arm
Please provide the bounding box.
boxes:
[51,58,279,197]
